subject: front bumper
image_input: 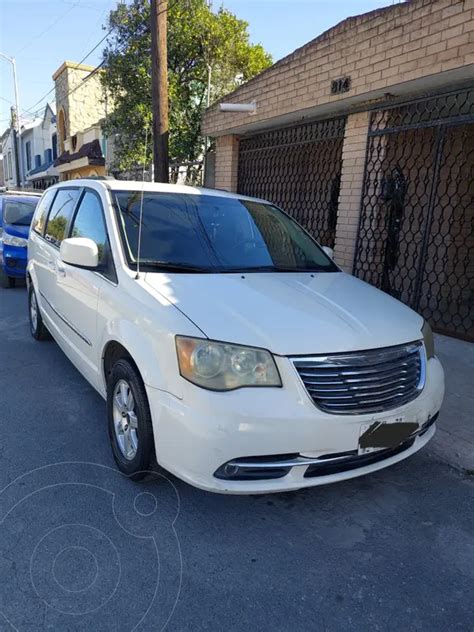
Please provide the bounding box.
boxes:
[146,355,444,494]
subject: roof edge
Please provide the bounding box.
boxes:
[205,0,433,111]
[52,61,97,81]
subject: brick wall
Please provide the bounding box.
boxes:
[203,0,473,272]
[333,112,371,271]
[214,135,239,191]
[202,0,473,137]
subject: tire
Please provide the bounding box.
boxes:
[0,269,15,288]
[107,358,156,480]
[28,284,51,341]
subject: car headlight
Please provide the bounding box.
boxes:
[422,320,435,359]
[3,233,28,247]
[175,336,282,391]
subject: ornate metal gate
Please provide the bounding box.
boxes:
[237,117,346,248]
[354,87,474,341]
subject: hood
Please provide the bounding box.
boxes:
[144,271,424,356]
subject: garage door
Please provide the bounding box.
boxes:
[237,117,346,248]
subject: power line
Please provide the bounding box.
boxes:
[15,0,83,57]
[23,28,113,116]
[21,0,169,122]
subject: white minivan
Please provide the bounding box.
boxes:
[27,179,444,493]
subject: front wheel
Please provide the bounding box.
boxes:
[107,359,156,480]
[29,285,51,340]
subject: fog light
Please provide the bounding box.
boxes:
[214,457,294,481]
[224,463,240,477]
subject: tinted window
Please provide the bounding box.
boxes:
[113,192,337,273]
[44,188,79,247]
[3,197,38,226]
[32,188,57,235]
[71,191,107,263]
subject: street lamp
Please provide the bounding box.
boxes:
[0,52,23,187]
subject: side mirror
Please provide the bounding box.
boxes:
[60,237,99,269]
[322,246,334,260]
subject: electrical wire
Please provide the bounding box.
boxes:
[22,27,113,117]
[19,0,176,125]
[15,0,83,57]
[21,0,176,118]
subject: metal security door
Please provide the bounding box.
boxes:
[237,117,346,248]
[354,88,474,341]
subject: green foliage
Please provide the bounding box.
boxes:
[101,0,272,172]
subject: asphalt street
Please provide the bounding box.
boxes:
[0,285,473,632]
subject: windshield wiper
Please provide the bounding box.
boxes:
[221,265,330,273]
[138,261,214,273]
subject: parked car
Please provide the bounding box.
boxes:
[0,191,40,288]
[27,180,445,493]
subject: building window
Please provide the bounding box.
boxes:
[58,108,66,154]
[25,141,32,171]
[52,133,57,160]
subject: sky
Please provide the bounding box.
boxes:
[0,0,399,130]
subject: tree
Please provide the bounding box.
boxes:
[101,0,272,176]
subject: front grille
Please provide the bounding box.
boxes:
[292,342,425,415]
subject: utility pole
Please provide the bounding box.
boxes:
[150,0,169,183]
[0,53,23,187]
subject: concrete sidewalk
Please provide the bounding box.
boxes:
[430,334,474,472]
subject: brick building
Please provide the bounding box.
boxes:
[202,0,474,341]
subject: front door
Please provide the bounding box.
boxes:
[35,187,81,331]
[54,188,114,388]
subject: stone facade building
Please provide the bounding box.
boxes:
[53,61,109,180]
[21,103,59,190]
[202,0,474,341]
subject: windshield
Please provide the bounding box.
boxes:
[113,191,338,273]
[3,198,38,226]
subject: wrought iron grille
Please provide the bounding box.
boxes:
[354,87,474,341]
[237,117,346,248]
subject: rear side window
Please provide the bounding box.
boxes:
[3,198,38,226]
[70,191,108,263]
[32,188,57,235]
[44,188,79,247]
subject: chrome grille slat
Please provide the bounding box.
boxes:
[292,342,425,415]
[294,356,419,371]
[306,381,415,396]
[302,372,419,388]
[295,361,419,379]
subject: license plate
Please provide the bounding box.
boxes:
[358,418,419,454]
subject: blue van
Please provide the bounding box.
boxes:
[0,193,40,288]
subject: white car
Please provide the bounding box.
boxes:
[27,179,444,494]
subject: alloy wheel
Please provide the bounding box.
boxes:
[30,290,38,334]
[112,379,139,460]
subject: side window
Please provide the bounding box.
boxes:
[44,188,79,247]
[70,191,108,263]
[32,188,57,236]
